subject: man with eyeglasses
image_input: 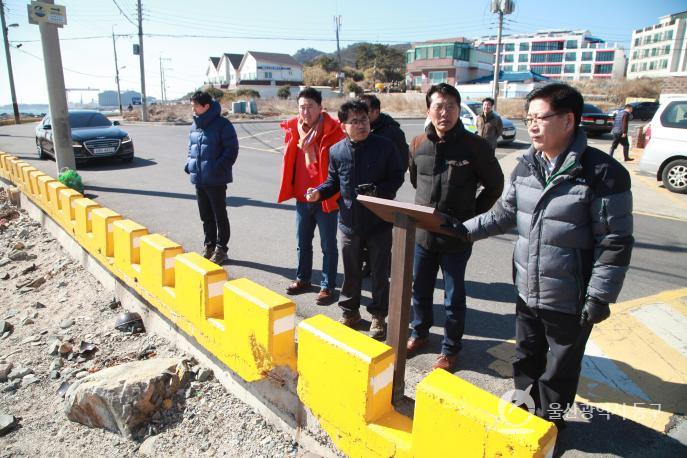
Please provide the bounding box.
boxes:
[445,83,634,429]
[407,83,504,371]
[306,100,404,340]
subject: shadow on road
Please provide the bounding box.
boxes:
[228,196,295,211]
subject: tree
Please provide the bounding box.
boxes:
[304,66,337,87]
[277,86,291,100]
[310,55,339,73]
[354,43,405,83]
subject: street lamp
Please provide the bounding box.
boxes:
[0,2,21,124]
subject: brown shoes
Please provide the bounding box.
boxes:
[339,311,362,328]
[432,354,457,371]
[369,314,387,341]
[406,337,429,354]
[315,288,334,305]
[286,280,311,295]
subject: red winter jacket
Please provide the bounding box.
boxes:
[278,112,345,213]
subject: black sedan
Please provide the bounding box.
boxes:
[35,110,134,163]
[579,103,613,137]
[608,101,659,121]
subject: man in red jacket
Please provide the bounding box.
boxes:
[278,87,346,304]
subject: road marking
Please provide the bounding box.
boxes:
[237,128,281,141]
[632,171,687,209]
[240,145,282,154]
[631,302,687,358]
[633,210,687,222]
[581,340,650,401]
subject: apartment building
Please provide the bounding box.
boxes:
[405,38,493,92]
[475,30,627,81]
[627,11,687,79]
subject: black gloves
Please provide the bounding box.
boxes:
[580,296,610,326]
[355,183,377,197]
[440,216,469,241]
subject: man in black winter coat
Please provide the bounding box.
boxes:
[407,84,504,371]
[305,100,404,340]
[359,94,409,173]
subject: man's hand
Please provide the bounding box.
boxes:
[355,183,377,197]
[580,296,610,326]
[305,188,320,202]
[440,216,469,241]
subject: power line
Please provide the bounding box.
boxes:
[111,0,137,27]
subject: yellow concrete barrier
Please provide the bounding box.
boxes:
[210,278,297,381]
[412,369,557,457]
[91,207,123,259]
[0,152,7,179]
[297,314,411,457]
[113,219,148,283]
[46,181,68,219]
[5,156,19,183]
[73,198,101,251]
[139,233,183,306]
[27,169,44,199]
[174,252,227,328]
[57,187,82,232]
[15,162,31,194]
[36,174,57,211]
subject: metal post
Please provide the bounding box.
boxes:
[334,15,343,95]
[386,212,416,403]
[491,10,503,108]
[38,0,75,171]
[0,0,20,124]
[137,0,148,121]
[112,31,123,115]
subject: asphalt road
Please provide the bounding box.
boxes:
[1,119,685,456]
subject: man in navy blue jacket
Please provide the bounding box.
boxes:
[306,100,404,340]
[184,91,239,264]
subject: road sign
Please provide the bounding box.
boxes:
[131,97,141,106]
[27,1,67,27]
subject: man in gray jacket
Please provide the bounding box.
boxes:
[445,83,634,429]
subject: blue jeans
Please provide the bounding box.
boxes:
[411,244,472,356]
[295,201,339,290]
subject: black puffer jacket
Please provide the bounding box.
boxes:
[409,121,504,253]
[318,135,404,236]
[464,130,634,315]
[371,112,409,173]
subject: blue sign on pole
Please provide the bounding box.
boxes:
[131,97,141,105]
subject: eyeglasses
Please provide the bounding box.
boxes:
[345,118,369,126]
[429,103,459,113]
[523,112,564,126]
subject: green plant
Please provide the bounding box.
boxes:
[235,89,260,99]
[277,86,291,99]
[205,86,225,101]
[346,81,363,95]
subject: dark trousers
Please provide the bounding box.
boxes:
[411,244,472,356]
[609,133,630,160]
[338,229,392,317]
[513,297,593,421]
[195,185,230,251]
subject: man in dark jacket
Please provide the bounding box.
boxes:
[407,83,504,371]
[359,94,409,172]
[448,83,634,429]
[184,91,239,265]
[609,104,634,161]
[476,97,504,150]
[306,100,404,340]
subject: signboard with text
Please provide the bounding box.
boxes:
[27,1,67,27]
[131,97,141,106]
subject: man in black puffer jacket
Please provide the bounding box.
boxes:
[184,91,239,265]
[407,83,504,372]
[449,83,634,429]
[360,94,409,173]
[306,100,404,340]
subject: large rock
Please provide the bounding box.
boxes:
[63,358,187,438]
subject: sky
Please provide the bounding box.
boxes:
[0,0,685,105]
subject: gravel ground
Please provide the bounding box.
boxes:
[0,187,307,457]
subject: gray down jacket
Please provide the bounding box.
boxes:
[464,130,634,315]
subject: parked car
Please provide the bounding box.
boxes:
[579,103,613,137]
[35,110,134,163]
[609,101,659,121]
[462,102,517,145]
[638,96,687,194]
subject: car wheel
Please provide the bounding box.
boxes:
[662,159,687,194]
[36,139,48,159]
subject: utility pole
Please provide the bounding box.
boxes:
[112,30,123,115]
[0,0,20,124]
[37,0,75,171]
[159,56,170,104]
[334,15,343,95]
[490,0,514,109]
[137,0,148,121]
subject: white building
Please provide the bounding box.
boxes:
[205,57,221,85]
[238,51,303,85]
[205,53,243,87]
[627,11,687,79]
[475,30,627,81]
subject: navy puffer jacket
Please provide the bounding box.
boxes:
[185,100,239,186]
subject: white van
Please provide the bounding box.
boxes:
[638,95,687,194]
